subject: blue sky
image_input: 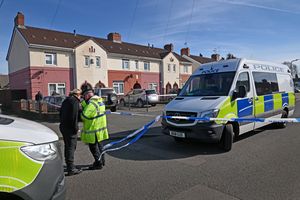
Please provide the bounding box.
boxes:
[0,0,300,74]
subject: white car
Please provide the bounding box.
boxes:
[120,89,159,107]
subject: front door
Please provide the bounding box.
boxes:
[235,71,255,134]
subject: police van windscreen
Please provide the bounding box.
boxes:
[179,72,235,96]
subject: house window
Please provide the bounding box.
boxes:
[48,83,66,95]
[45,53,57,65]
[96,56,101,68]
[168,64,171,72]
[144,61,150,71]
[135,60,139,70]
[113,81,124,94]
[148,83,158,91]
[173,64,176,72]
[84,56,90,67]
[183,65,188,73]
[122,59,130,69]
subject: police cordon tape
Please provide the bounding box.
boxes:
[97,111,300,160]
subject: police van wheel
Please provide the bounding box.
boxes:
[220,124,234,152]
[110,106,117,112]
[274,110,288,129]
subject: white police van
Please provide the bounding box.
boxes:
[0,114,66,199]
[162,58,295,151]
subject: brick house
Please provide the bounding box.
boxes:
[7,12,193,99]
[180,47,217,72]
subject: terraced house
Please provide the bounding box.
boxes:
[7,12,194,99]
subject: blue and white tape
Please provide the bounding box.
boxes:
[163,116,300,123]
[96,112,300,160]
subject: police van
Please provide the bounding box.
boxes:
[162,58,295,151]
[0,114,66,199]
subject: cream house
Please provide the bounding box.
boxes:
[7,12,193,98]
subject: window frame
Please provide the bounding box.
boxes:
[113,81,124,95]
[84,56,90,67]
[122,59,130,70]
[235,72,250,93]
[148,83,158,91]
[183,65,189,73]
[45,52,57,65]
[96,56,101,68]
[173,64,176,72]
[144,61,150,71]
[135,60,139,70]
[252,72,279,96]
[48,83,66,96]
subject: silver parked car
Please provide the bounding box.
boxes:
[120,89,159,107]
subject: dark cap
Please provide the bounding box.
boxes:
[81,89,94,96]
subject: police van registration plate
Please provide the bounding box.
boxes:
[170,130,185,138]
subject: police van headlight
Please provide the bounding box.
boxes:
[200,109,219,118]
[21,142,58,161]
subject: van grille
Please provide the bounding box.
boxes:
[166,111,197,124]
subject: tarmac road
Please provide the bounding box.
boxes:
[44,99,300,200]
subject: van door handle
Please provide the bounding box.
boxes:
[248,98,253,103]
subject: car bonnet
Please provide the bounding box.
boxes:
[0,114,58,144]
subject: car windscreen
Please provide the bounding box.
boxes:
[0,116,14,125]
[145,90,156,94]
[179,72,235,97]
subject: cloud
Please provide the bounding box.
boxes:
[221,0,300,15]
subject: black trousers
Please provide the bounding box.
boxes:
[59,125,77,171]
[88,135,105,165]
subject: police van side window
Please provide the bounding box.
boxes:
[236,72,250,92]
[253,72,279,95]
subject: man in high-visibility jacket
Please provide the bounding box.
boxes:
[81,89,109,170]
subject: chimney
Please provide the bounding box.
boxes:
[164,43,174,52]
[14,12,25,27]
[211,53,220,61]
[180,47,190,56]
[107,32,122,43]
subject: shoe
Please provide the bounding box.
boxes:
[88,161,103,170]
[67,168,82,176]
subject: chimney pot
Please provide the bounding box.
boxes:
[211,54,220,61]
[14,12,25,27]
[107,32,122,43]
[164,43,174,52]
[180,47,190,56]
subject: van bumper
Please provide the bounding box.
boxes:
[13,150,66,200]
[161,119,224,142]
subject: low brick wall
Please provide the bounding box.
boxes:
[3,100,60,122]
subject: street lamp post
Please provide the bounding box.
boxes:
[290,59,300,78]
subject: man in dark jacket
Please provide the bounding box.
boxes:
[35,91,43,101]
[59,89,82,176]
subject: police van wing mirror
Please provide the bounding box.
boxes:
[232,90,238,101]
[238,85,247,98]
[232,85,246,101]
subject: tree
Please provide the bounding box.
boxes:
[283,61,298,78]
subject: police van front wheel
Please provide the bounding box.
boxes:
[219,124,234,152]
[274,110,288,129]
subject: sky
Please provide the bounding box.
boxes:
[0,0,300,74]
